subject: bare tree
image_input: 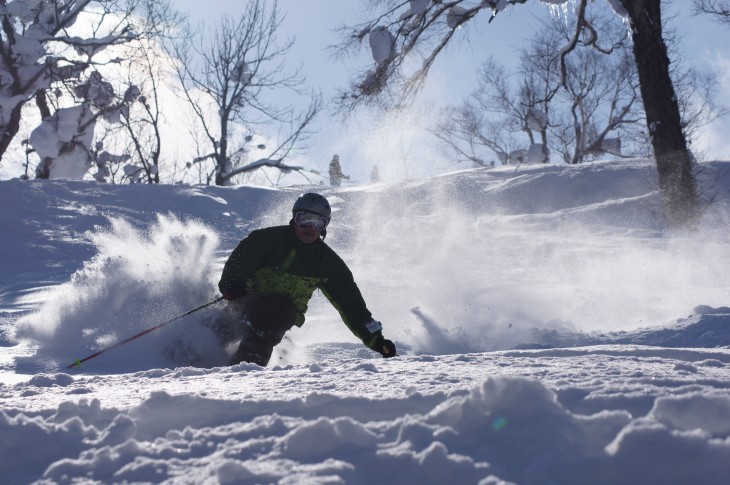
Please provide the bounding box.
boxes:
[112,1,185,184]
[434,62,519,168]
[116,41,164,183]
[337,0,705,227]
[434,54,554,166]
[692,3,730,185]
[552,11,643,164]
[554,46,642,164]
[694,0,730,24]
[436,10,643,166]
[170,0,321,186]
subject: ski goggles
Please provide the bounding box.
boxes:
[294,211,329,231]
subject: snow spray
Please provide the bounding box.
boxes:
[312,162,730,355]
[14,215,228,372]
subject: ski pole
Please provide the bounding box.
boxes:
[66,296,224,369]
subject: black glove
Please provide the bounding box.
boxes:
[220,281,247,301]
[373,336,396,358]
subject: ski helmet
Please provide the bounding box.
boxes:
[292,192,331,221]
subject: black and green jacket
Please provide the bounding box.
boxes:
[218,225,380,347]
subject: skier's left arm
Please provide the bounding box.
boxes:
[321,269,396,358]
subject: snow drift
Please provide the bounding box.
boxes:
[1,159,730,483]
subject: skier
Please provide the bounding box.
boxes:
[328,154,350,186]
[218,192,396,366]
[370,165,380,183]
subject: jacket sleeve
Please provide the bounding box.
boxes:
[218,230,268,297]
[320,262,380,348]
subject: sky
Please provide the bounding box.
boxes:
[2,157,730,483]
[172,0,730,182]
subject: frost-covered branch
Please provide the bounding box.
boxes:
[0,0,169,169]
[334,0,534,111]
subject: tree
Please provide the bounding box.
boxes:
[434,55,554,166]
[621,1,698,227]
[115,39,164,183]
[171,0,321,186]
[436,10,643,166]
[555,15,643,164]
[0,0,173,179]
[337,0,703,227]
[694,0,730,24]
[31,71,140,180]
[111,1,185,184]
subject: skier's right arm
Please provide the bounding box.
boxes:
[218,230,267,300]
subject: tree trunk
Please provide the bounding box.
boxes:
[31,90,54,179]
[622,0,699,227]
[215,117,229,186]
[1,91,49,166]
[35,89,52,119]
[36,157,53,179]
[0,102,24,162]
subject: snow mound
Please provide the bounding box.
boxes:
[3,374,729,484]
[13,215,227,372]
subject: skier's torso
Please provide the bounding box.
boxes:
[250,226,339,324]
[219,225,370,329]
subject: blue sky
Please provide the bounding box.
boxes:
[174,0,730,182]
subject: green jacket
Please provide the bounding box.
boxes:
[218,225,380,347]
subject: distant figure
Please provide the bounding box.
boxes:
[329,154,350,186]
[370,165,380,183]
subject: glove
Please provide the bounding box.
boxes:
[372,336,396,358]
[220,281,247,301]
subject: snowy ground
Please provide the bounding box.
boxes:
[1,159,730,484]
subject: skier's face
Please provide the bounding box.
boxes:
[293,211,328,244]
[294,222,320,244]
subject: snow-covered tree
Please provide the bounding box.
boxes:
[0,0,167,179]
[337,0,703,227]
[170,0,321,186]
[32,71,140,179]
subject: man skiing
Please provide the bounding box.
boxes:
[218,192,396,366]
[328,154,350,186]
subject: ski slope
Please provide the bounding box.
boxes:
[1,159,730,484]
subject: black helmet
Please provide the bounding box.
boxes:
[292,192,331,221]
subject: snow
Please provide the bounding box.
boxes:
[606,0,629,18]
[525,143,548,163]
[398,0,431,20]
[447,6,470,29]
[368,26,394,64]
[526,110,548,132]
[482,1,510,14]
[29,103,96,179]
[2,159,730,484]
